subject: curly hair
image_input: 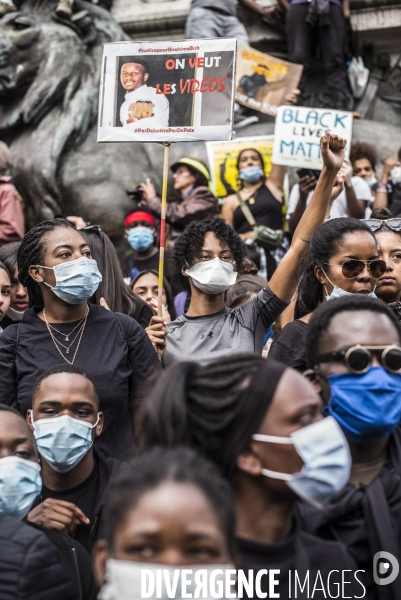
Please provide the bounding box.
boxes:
[350,142,377,171]
[171,218,247,291]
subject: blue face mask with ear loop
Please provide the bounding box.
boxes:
[0,456,42,520]
[239,166,264,183]
[127,227,154,252]
[326,366,401,443]
[322,269,377,301]
[31,413,100,473]
[38,257,102,304]
[252,417,351,508]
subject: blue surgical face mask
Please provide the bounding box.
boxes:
[326,366,401,444]
[239,166,264,183]
[323,271,377,301]
[39,257,102,304]
[0,456,42,520]
[253,417,351,508]
[31,413,99,473]
[127,227,154,252]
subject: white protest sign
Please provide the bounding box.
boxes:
[272,106,353,169]
[98,38,237,143]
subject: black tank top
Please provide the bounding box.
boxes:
[233,184,282,234]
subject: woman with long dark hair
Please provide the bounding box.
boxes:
[269,218,385,371]
[79,226,154,328]
[0,219,159,460]
[0,242,29,329]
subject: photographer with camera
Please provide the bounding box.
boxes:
[139,158,218,251]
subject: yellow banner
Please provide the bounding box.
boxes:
[206,136,274,198]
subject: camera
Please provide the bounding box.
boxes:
[126,186,144,201]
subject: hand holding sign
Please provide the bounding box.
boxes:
[128,102,155,121]
[320,133,347,172]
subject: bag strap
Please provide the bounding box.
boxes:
[113,312,127,343]
[14,322,21,355]
[236,191,257,229]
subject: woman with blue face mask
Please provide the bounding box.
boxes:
[301,295,401,600]
[269,218,386,372]
[222,148,288,280]
[135,355,361,599]
[0,219,160,461]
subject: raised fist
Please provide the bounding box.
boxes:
[128,101,155,121]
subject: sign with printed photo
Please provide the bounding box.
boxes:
[272,106,353,169]
[98,39,237,143]
[235,44,303,116]
[206,136,274,198]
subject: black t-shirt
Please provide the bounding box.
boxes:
[269,320,308,372]
[0,304,160,460]
[42,460,99,553]
[121,250,172,282]
[238,529,363,599]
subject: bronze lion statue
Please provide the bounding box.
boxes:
[0,0,161,242]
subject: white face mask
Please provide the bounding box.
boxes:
[252,417,351,508]
[185,257,237,295]
[7,306,25,321]
[98,561,236,600]
[364,175,377,188]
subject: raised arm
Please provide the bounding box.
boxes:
[269,133,346,303]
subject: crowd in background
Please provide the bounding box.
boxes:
[1,0,401,598]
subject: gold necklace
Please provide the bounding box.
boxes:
[44,311,88,365]
[43,307,88,341]
[47,320,87,355]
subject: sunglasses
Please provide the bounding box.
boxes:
[324,259,386,279]
[363,218,401,232]
[316,344,401,374]
[80,224,104,240]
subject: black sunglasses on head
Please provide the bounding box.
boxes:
[324,259,386,279]
[316,344,401,374]
[80,224,104,240]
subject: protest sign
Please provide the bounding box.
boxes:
[272,106,353,169]
[206,136,274,198]
[235,44,303,116]
[98,39,237,143]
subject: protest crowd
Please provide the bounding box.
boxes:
[1,0,401,599]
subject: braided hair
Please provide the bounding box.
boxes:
[135,354,262,465]
[17,219,75,307]
[103,446,236,558]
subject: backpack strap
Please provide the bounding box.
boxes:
[14,322,21,355]
[113,312,127,343]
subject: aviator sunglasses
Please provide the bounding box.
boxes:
[316,344,401,374]
[363,218,401,232]
[323,259,386,279]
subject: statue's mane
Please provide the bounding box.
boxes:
[2,0,129,222]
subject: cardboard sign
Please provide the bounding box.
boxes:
[235,44,303,116]
[206,136,274,198]
[272,106,353,169]
[98,38,237,143]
